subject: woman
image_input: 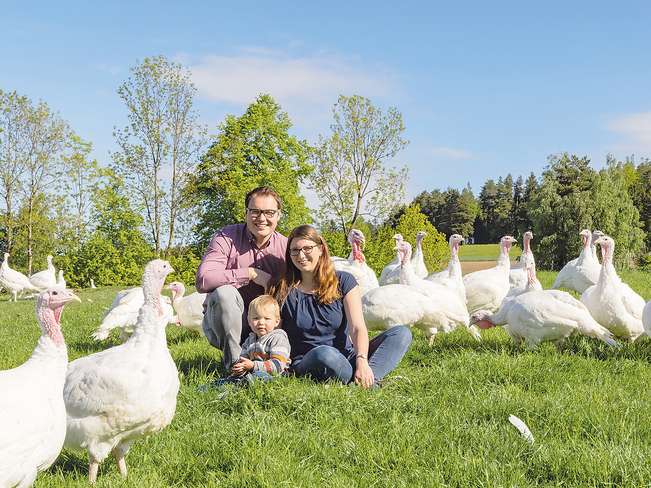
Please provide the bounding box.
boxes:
[271,225,412,388]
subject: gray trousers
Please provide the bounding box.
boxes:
[202,285,245,369]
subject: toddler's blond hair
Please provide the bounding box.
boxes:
[248,294,280,320]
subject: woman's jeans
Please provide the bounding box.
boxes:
[291,326,412,385]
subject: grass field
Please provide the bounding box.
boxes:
[1,269,651,487]
[459,243,521,262]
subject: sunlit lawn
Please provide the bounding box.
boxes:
[0,269,650,487]
[459,243,522,262]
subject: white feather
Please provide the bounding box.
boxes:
[508,415,534,444]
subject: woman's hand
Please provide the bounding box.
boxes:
[231,357,254,376]
[354,358,375,389]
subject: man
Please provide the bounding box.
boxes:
[196,186,287,369]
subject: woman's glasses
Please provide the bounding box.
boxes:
[289,244,320,256]
[247,208,279,219]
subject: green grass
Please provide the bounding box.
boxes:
[1,272,651,487]
[459,243,522,262]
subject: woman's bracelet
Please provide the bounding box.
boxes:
[356,354,368,360]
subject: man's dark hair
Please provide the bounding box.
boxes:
[245,186,283,210]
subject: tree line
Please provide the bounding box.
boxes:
[404,154,651,269]
[1,55,650,289]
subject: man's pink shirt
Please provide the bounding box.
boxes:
[196,223,287,306]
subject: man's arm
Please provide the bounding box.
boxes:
[195,232,251,293]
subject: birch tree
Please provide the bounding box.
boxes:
[310,95,409,236]
[0,90,28,253]
[20,99,69,273]
[112,55,206,256]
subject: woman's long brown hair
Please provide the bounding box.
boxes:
[270,225,341,305]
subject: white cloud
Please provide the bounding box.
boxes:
[188,50,394,135]
[607,112,651,153]
[430,146,473,160]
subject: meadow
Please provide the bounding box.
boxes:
[458,243,522,262]
[1,265,651,487]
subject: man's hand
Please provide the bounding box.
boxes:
[231,357,255,376]
[248,267,272,288]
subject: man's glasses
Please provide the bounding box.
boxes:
[289,244,320,256]
[247,208,279,219]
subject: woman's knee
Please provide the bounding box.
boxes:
[309,346,346,367]
[382,325,412,349]
[298,346,351,381]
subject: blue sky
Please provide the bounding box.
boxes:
[2,1,651,205]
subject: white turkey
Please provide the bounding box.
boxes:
[0,252,41,302]
[29,255,57,291]
[426,233,466,302]
[470,281,619,350]
[643,300,651,338]
[411,231,428,278]
[509,231,535,289]
[580,235,645,341]
[56,269,66,289]
[64,259,180,484]
[398,240,475,343]
[552,229,602,293]
[0,288,80,488]
[331,229,379,296]
[378,233,404,285]
[591,230,604,261]
[166,281,206,334]
[463,235,517,315]
[362,242,466,342]
[91,287,175,341]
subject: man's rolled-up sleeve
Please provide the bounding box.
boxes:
[195,233,251,293]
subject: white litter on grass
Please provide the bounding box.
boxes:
[87,298,93,303]
[508,415,534,444]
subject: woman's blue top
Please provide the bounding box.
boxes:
[281,271,357,360]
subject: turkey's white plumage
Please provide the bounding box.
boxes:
[552,229,602,293]
[398,240,473,343]
[463,236,517,314]
[580,235,645,341]
[472,262,618,349]
[0,288,79,488]
[378,234,404,285]
[331,229,379,296]
[91,287,175,341]
[0,252,41,302]
[509,231,535,289]
[56,270,66,289]
[167,281,206,334]
[29,255,57,291]
[363,242,461,339]
[643,301,651,338]
[410,231,428,279]
[426,234,466,302]
[64,259,180,483]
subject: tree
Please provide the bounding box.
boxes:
[627,159,651,250]
[15,96,69,273]
[70,171,154,287]
[60,135,102,242]
[458,184,479,239]
[475,179,498,243]
[528,153,598,269]
[591,162,645,265]
[112,55,207,256]
[310,95,409,235]
[0,90,28,254]
[189,94,312,248]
